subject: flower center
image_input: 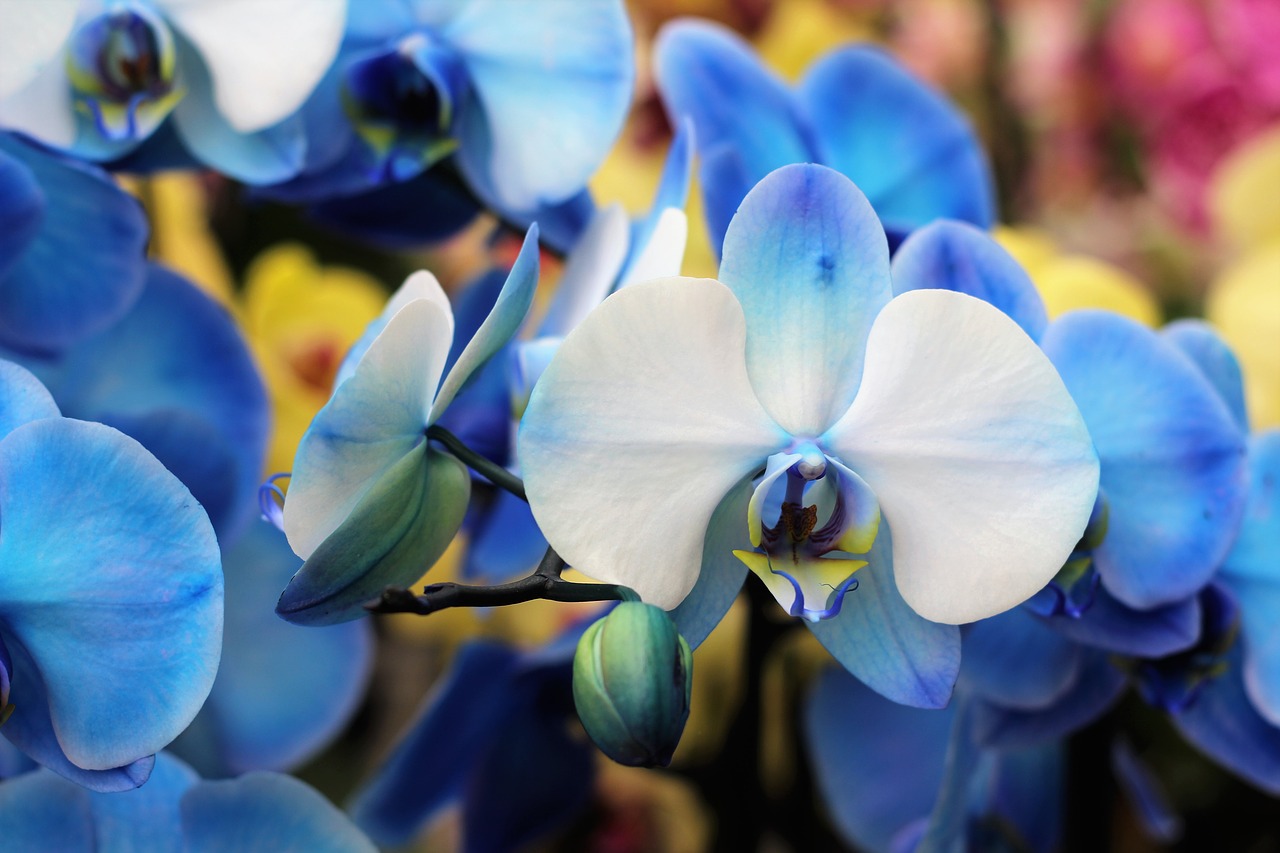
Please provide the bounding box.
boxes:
[734,449,881,622]
[342,32,469,184]
[67,3,182,141]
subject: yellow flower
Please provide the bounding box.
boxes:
[1208,246,1280,429]
[995,226,1162,327]
[1209,123,1280,253]
[239,245,387,476]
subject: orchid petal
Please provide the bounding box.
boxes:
[806,525,960,708]
[538,208,629,337]
[431,227,539,419]
[621,208,687,287]
[825,290,1099,624]
[668,478,752,648]
[972,651,1125,748]
[465,489,548,582]
[0,144,42,280]
[719,163,892,436]
[520,277,787,609]
[0,360,58,440]
[1036,586,1201,658]
[284,295,452,559]
[0,763,99,849]
[277,445,470,626]
[0,418,220,773]
[0,0,77,100]
[1163,319,1249,431]
[446,0,633,212]
[154,0,346,133]
[336,269,451,390]
[798,46,996,235]
[961,607,1082,711]
[0,58,76,149]
[892,219,1047,342]
[1041,311,1247,609]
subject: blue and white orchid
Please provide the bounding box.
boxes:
[0,360,222,791]
[653,18,995,255]
[0,0,346,184]
[263,0,634,227]
[0,751,376,851]
[277,228,541,626]
[519,164,1099,707]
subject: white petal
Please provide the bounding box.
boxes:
[823,290,1099,625]
[537,204,629,337]
[619,208,688,286]
[154,0,346,132]
[520,277,788,609]
[0,57,75,148]
[284,297,452,559]
[334,270,453,390]
[0,0,77,100]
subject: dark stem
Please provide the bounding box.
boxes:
[366,546,632,616]
[426,424,526,501]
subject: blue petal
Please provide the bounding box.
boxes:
[0,738,36,780]
[464,489,547,582]
[0,359,58,439]
[9,264,270,541]
[804,665,952,852]
[0,142,42,281]
[719,163,892,435]
[971,650,1125,747]
[461,671,594,853]
[669,478,751,649]
[619,118,694,283]
[446,0,633,214]
[181,771,376,852]
[807,524,961,709]
[986,743,1066,853]
[170,45,306,184]
[1162,319,1249,431]
[305,167,481,249]
[0,763,98,849]
[350,642,525,846]
[177,521,374,776]
[891,220,1047,341]
[1111,739,1182,843]
[1218,431,1280,723]
[654,19,814,253]
[89,751,198,850]
[1170,645,1280,794]
[1036,585,1201,657]
[914,699,982,853]
[797,46,996,235]
[0,134,148,351]
[960,606,1082,710]
[0,418,221,778]
[1041,311,1248,609]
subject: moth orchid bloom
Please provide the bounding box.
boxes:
[520,165,1099,707]
[277,229,540,626]
[0,360,221,792]
[0,0,347,184]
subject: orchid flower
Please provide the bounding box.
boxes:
[519,164,1099,707]
[0,360,221,792]
[277,228,540,626]
[0,752,376,851]
[0,0,347,184]
[653,18,995,254]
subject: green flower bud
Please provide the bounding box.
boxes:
[572,602,693,767]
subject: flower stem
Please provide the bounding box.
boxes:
[426,424,526,501]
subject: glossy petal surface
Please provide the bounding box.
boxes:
[520,277,786,609]
[1041,311,1247,608]
[825,290,1099,624]
[719,164,891,435]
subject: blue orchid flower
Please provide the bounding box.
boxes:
[172,519,374,778]
[520,164,1099,708]
[0,0,347,184]
[349,628,596,851]
[804,665,1064,853]
[277,228,541,626]
[0,751,376,851]
[0,360,221,792]
[0,132,147,352]
[3,262,269,543]
[261,0,633,230]
[653,18,995,256]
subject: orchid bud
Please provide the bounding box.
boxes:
[572,602,693,767]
